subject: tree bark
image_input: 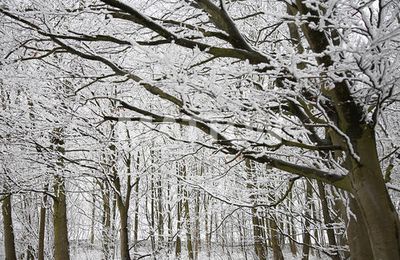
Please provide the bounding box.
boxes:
[182,163,194,260]
[245,159,267,260]
[293,1,400,257]
[349,128,400,259]
[101,181,112,260]
[175,180,182,259]
[156,175,164,246]
[183,194,194,260]
[118,206,130,260]
[50,127,70,260]
[2,194,17,260]
[301,180,312,260]
[53,176,70,260]
[288,190,297,256]
[133,175,140,254]
[38,187,48,260]
[204,195,211,259]
[114,167,132,260]
[345,195,374,260]
[317,182,342,260]
[90,189,96,246]
[269,215,284,260]
[193,192,201,260]
[166,178,173,254]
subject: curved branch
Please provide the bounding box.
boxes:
[191,0,253,50]
[101,0,270,64]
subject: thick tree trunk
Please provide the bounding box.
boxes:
[114,173,132,260]
[345,195,374,260]
[292,1,400,257]
[331,130,397,260]
[2,195,17,260]
[53,176,70,260]
[329,128,398,260]
[118,207,131,260]
[349,128,400,259]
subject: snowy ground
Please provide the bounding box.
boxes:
[71,246,329,260]
[0,240,328,259]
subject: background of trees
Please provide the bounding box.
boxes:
[0,0,399,259]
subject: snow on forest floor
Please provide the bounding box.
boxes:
[0,241,329,260]
[71,246,329,260]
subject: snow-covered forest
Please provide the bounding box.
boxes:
[0,0,399,259]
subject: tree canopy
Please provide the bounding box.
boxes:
[1,0,400,259]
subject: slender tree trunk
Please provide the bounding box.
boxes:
[260,216,268,249]
[238,211,248,260]
[301,180,312,260]
[101,181,112,260]
[311,198,320,258]
[175,184,182,258]
[38,186,48,260]
[193,192,200,260]
[204,195,211,259]
[2,194,17,260]
[156,176,164,247]
[114,162,132,260]
[251,208,266,260]
[317,182,342,260]
[108,127,134,260]
[245,159,267,260]
[181,163,194,260]
[183,194,194,260]
[90,189,96,246]
[111,192,117,256]
[269,215,284,260]
[220,213,226,254]
[22,196,35,260]
[53,176,70,260]
[133,175,140,254]
[149,172,156,255]
[287,190,297,256]
[166,179,173,254]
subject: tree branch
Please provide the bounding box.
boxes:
[101,0,270,63]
